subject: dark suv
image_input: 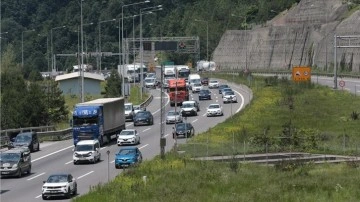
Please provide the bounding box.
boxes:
[173,123,195,138]
[201,77,209,85]
[8,132,40,152]
[134,111,154,126]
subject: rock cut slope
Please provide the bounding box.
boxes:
[213,0,360,73]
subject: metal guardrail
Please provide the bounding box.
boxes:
[1,94,154,148]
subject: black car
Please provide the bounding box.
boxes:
[133,111,154,126]
[218,84,230,94]
[8,131,40,152]
[201,77,209,85]
[173,123,195,138]
[198,89,211,100]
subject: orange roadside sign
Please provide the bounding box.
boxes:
[292,66,311,82]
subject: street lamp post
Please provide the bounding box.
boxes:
[122,0,150,98]
[194,19,209,62]
[98,18,116,73]
[140,5,162,99]
[21,29,35,69]
[51,25,66,73]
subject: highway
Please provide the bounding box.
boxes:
[0,78,251,202]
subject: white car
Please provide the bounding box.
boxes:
[42,173,77,200]
[166,110,183,124]
[133,105,145,114]
[209,80,219,88]
[223,91,237,103]
[125,103,135,121]
[144,77,157,88]
[117,129,140,145]
[206,104,224,117]
[181,101,200,116]
[73,140,101,164]
[192,83,203,93]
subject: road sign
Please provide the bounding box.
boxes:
[292,66,311,82]
[339,80,345,87]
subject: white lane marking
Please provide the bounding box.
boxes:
[142,128,151,132]
[111,144,149,164]
[77,171,94,179]
[152,90,170,115]
[35,194,42,199]
[139,144,149,150]
[27,172,45,181]
[202,113,207,117]
[126,123,133,127]
[100,146,107,150]
[233,89,245,113]
[65,160,73,165]
[154,96,169,99]
[164,134,169,137]
[32,145,74,163]
[192,119,198,123]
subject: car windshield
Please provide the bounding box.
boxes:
[133,106,140,110]
[47,175,68,183]
[167,111,179,116]
[225,91,235,95]
[15,134,31,143]
[145,78,155,83]
[0,153,21,162]
[194,83,201,87]
[120,130,135,136]
[136,112,149,118]
[182,103,194,108]
[223,88,232,92]
[200,90,209,94]
[210,81,218,83]
[75,144,93,151]
[118,149,136,155]
[176,123,190,130]
[125,105,132,110]
[209,105,220,109]
[219,85,229,89]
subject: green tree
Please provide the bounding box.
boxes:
[46,80,69,125]
[1,45,28,129]
[23,82,47,126]
[104,69,122,98]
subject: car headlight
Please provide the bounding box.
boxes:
[12,164,18,168]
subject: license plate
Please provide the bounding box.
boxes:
[2,172,9,174]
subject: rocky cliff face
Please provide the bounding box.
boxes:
[213,0,360,73]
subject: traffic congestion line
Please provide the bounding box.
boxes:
[27,172,46,181]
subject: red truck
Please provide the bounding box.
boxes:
[168,78,189,107]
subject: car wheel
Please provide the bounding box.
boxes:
[17,168,22,178]
[73,161,77,165]
[42,195,47,200]
[73,184,78,195]
[37,144,40,151]
[66,188,71,199]
[98,154,101,162]
[27,165,31,175]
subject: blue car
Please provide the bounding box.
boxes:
[115,147,143,169]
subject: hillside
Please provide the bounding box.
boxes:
[213,0,360,73]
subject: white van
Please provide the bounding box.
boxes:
[188,74,201,90]
[73,140,101,164]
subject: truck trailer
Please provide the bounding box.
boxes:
[71,98,125,146]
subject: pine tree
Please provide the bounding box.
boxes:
[104,69,122,98]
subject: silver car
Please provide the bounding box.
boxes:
[166,110,183,124]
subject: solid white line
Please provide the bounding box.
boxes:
[77,171,94,180]
[27,172,45,181]
[32,145,74,163]
[65,160,73,165]
[233,89,245,113]
[192,119,198,123]
[142,128,151,132]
